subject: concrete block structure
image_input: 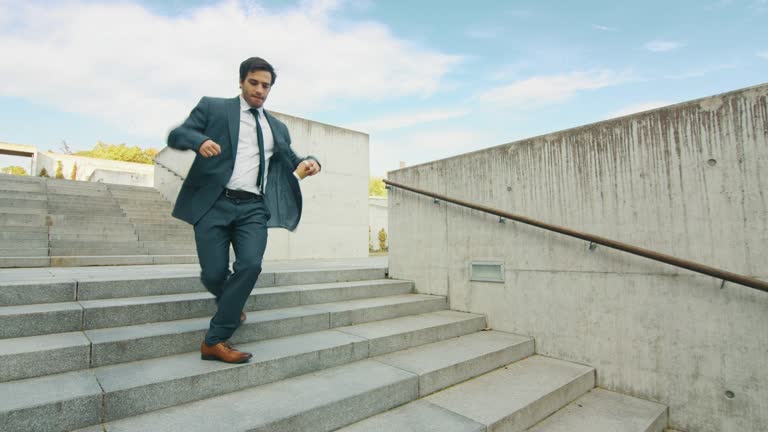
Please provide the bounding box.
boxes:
[387,83,768,431]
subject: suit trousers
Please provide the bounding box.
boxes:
[193,193,269,345]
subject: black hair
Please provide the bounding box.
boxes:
[239,57,276,85]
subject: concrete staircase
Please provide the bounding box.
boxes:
[0,260,669,432]
[0,174,197,267]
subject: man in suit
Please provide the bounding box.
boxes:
[167,57,321,363]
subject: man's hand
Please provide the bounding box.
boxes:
[198,140,221,158]
[303,159,321,176]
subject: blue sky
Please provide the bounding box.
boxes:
[0,0,766,176]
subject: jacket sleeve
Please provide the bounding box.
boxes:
[167,97,212,152]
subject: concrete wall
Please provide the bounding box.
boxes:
[369,197,388,251]
[388,83,768,432]
[35,152,154,186]
[88,168,152,187]
[155,111,370,261]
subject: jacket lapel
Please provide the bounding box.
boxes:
[227,96,240,156]
[264,110,283,151]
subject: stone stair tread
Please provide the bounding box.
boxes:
[340,356,595,432]
[87,330,536,431]
[376,330,532,377]
[0,332,91,382]
[85,293,442,344]
[424,355,595,430]
[79,278,407,309]
[0,301,83,317]
[1,310,490,428]
[96,310,484,390]
[100,359,415,432]
[527,388,668,432]
[0,331,89,356]
[337,400,486,432]
[0,369,102,413]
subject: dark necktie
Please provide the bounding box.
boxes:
[248,108,266,194]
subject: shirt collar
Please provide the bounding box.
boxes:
[239,95,265,116]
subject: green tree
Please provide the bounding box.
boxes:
[1,166,28,176]
[55,161,64,179]
[39,167,50,177]
[75,141,158,165]
[70,162,78,180]
[369,177,387,197]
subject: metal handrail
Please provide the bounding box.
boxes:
[384,179,768,294]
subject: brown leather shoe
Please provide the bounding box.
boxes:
[201,341,252,364]
[241,311,246,324]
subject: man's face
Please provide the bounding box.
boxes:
[240,70,272,108]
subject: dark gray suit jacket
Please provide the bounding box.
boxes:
[167,96,320,230]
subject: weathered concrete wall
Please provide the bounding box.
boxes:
[155,111,370,261]
[35,152,154,185]
[369,197,388,251]
[388,83,768,432]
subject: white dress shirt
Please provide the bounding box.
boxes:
[226,95,275,194]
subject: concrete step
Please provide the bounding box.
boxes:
[136,234,193,242]
[0,192,46,201]
[0,239,47,248]
[0,207,47,215]
[134,227,191,236]
[85,293,446,366]
[49,225,137,235]
[0,224,48,233]
[143,247,196,255]
[0,369,102,432]
[75,266,389,300]
[114,199,172,207]
[0,280,76,306]
[49,233,139,242]
[0,199,47,208]
[122,211,175,218]
[49,240,141,249]
[48,215,132,224]
[99,318,502,423]
[48,209,125,217]
[50,255,157,267]
[79,279,413,329]
[47,203,121,211]
[0,257,51,268]
[50,248,147,257]
[0,302,83,339]
[77,331,533,432]
[339,355,595,432]
[527,388,668,432]
[129,217,185,224]
[0,332,91,382]
[0,183,45,193]
[36,312,484,424]
[0,230,48,240]
[0,247,48,257]
[0,212,46,226]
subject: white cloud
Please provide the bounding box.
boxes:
[757,51,768,59]
[476,70,632,109]
[0,0,461,139]
[607,101,672,119]
[370,128,498,176]
[644,40,685,52]
[592,24,617,31]
[345,109,470,133]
